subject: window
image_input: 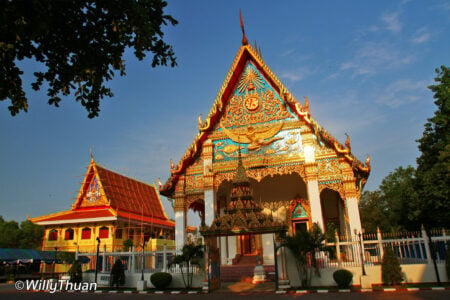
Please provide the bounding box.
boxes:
[99,226,109,239]
[81,227,91,239]
[48,229,58,241]
[64,228,74,240]
[115,229,123,239]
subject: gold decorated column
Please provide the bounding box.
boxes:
[341,163,362,236]
[301,127,324,230]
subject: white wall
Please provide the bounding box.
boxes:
[83,271,204,289]
[283,248,449,288]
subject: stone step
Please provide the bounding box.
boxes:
[220,265,275,282]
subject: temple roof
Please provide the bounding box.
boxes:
[160,41,371,197]
[32,159,173,228]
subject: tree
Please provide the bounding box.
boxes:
[282,223,326,287]
[0,217,20,248]
[0,217,44,249]
[18,220,44,249]
[413,65,450,230]
[359,190,390,233]
[379,166,418,231]
[171,243,204,289]
[110,259,125,288]
[359,166,418,233]
[123,239,133,251]
[381,247,403,286]
[68,260,83,283]
[1,0,178,118]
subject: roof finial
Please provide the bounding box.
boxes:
[89,147,94,160]
[240,10,248,45]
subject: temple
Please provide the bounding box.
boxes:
[160,27,371,268]
[31,158,175,272]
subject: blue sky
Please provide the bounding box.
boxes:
[1,0,449,225]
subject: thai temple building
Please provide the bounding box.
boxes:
[159,21,371,268]
[31,158,176,271]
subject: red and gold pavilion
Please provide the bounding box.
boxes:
[31,157,176,272]
[160,24,371,266]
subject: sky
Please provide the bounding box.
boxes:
[1,0,449,225]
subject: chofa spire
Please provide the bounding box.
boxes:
[240,10,248,45]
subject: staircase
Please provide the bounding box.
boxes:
[220,264,276,282]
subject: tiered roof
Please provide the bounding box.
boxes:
[32,159,174,229]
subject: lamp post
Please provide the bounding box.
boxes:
[141,240,147,281]
[354,229,366,276]
[95,237,101,283]
[53,247,58,278]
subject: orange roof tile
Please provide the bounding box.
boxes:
[32,208,115,223]
[94,164,168,221]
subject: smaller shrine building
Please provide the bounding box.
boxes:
[31,158,176,271]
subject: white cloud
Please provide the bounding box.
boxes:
[411,27,431,44]
[381,11,403,33]
[376,79,429,108]
[280,71,304,82]
[279,66,317,82]
[340,42,414,76]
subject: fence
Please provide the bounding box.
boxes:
[75,246,200,275]
[316,228,450,269]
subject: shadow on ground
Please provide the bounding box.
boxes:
[215,282,275,293]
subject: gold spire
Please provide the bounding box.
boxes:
[240,10,248,45]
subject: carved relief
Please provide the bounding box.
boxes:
[214,164,305,188]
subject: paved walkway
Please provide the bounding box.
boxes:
[215,282,275,293]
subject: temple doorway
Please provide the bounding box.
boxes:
[239,234,256,255]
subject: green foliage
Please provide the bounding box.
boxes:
[360,166,418,233]
[0,217,44,249]
[333,269,353,288]
[150,272,172,290]
[110,259,125,288]
[57,252,75,264]
[18,220,45,249]
[171,243,204,289]
[282,223,326,287]
[381,247,403,285]
[0,0,178,118]
[68,260,83,283]
[413,65,450,230]
[123,239,133,251]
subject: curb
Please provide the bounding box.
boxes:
[23,287,450,294]
[286,287,450,294]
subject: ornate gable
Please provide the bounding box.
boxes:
[161,42,371,197]
[74,160,108,208]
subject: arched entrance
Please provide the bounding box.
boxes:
[320,188,347,236]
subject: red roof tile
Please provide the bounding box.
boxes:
[94,165,168,221]
[33,209,114,222]
[116,211,175,228]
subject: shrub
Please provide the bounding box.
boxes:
[150,272,172,290]
[110,259,125,288]
[381,247,403,285]
[333,269,353,288]
[68,260,82,283]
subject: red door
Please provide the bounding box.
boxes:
[240,234,252,255]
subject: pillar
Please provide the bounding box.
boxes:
[341,164,362,236]
[262,233,274,264]
[302,127,324,230]
[174,197,186,251]
[202,139,215,226]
